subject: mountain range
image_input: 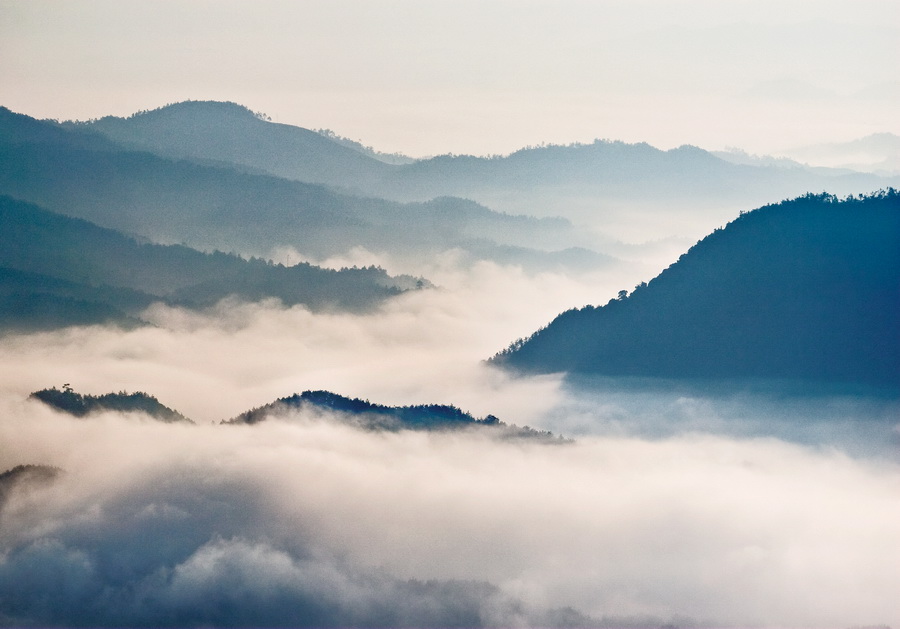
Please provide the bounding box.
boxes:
[62,101,899,229]
[6,101,897,280]
[1,105,596,273]
[0,465,62,511]
[3,100,898,389]
[492,191,900,389]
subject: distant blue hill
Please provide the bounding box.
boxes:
[2,105,592,272]
[492,191,900,389]
[67,100,393,187]
[67,101,899,220]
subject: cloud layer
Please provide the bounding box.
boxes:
[1,403,898,627]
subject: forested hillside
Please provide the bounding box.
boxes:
[493,191,900,388]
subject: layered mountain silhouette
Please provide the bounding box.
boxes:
[0,195,417,330]
[225,390,567,441]
[492,191,900,388]
[1,106,593,273]
[30,386,191,423]
[66,101,899,225]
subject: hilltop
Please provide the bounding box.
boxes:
[225,390,568,441]
[30,386,192,423]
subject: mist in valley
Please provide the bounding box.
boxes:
[2,256,898,627]
[3,398,899,627]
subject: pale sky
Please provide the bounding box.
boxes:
[1,0,898,156]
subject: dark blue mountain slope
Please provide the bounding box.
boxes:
[492,191,900,388]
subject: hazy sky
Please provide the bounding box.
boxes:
[2,0,897,156]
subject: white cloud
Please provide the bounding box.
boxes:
[1,403,898,627]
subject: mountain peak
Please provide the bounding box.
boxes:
[119,100,268,123]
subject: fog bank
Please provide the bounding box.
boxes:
[2,402,899,627]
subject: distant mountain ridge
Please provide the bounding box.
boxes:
[0,265,151,331]
[2,106,595,273]
[65,101,900,224]
[0,195,416,330]
[0,465,62,510]
[492,191,900,388]
[314,128,417,165]
[65,101,394,187]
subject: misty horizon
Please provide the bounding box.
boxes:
[3,1,898,157]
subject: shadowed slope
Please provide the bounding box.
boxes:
[2,106,591,271]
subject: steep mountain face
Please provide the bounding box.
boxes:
[492,192,900,388]
[226,390,567,441]
[0,196,413,328]
[1,107,591,271]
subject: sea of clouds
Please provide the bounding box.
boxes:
[1,260,898,627]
